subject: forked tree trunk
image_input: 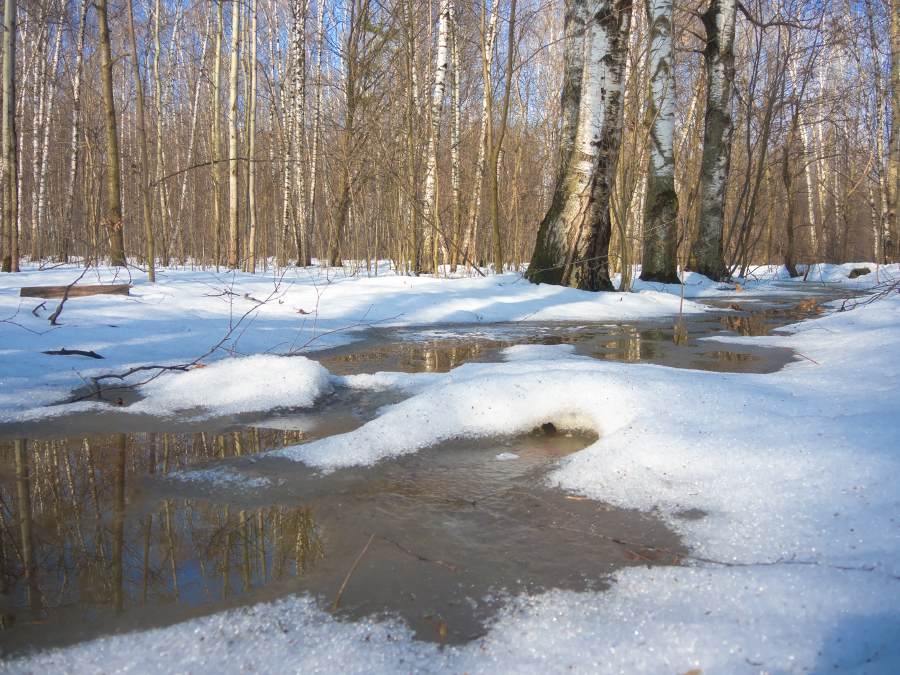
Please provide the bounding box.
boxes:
[693,0,736,281]
[526,0,632,291]
[639,0,679,284]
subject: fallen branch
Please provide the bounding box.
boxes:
[333,532,376,610]
[544,523,899,579]
[43,348,104,359]
[372,533,457,572]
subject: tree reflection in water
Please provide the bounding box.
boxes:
[0,429,323,632]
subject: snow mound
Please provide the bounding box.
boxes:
[132,354,331,417]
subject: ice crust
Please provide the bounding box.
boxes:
[2,262,899,674]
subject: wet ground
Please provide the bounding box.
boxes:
[0,283,858,654]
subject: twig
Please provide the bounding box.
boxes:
[48,268,89,326]
[544,523,898,579]
[333,533,376,610]
[31,302,46,316]
[372,534,457,571]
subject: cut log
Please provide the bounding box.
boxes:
[19,284,131,299]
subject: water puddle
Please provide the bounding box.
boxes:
[0,427,681,652]
[0,283,857,653]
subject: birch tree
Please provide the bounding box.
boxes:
[422,0,451,274]
[126,0,156,281]
[526,0,633,291]
[639,0,678,283]
[692,0,737,281]
[228,0,241,269]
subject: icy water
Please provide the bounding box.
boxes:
[0,284,856,653]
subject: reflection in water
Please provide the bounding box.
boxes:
[0,430,322,639]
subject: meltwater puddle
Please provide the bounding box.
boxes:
[0,427,684,653]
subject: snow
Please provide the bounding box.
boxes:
[1,261,899,674]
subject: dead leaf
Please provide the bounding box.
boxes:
[635,549,661,562]
[297,309,312,315]
[565,496,588,501]
[189,363,207,370]
[680,670,703,675]
[424,617,449,642]
[621,548,638,560]
[726,303,743,311]
[734,283,742,293]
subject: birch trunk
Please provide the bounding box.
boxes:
[422,0,451,275]
[866,0,887,262]
[62,0,88,264]
[639,0,679,283]
[227,0,241,268]
[449,7,462,272]
[307,0,325,265]
[36,26,62,260]
[154,0,168,259]
[170,17,211,262]
[291,0,309,266]
[126,0,155,281]
[526,0,632,291]
[214,0,224,267]
[888,0,900,262]
[248,0,259,272]
[97,0,126,266]
[461,4,498,271]
[693,0,736,281]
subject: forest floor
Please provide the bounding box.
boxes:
[0,261,898,674]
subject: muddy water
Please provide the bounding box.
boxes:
[0,427,681,653]
[0,284,856,653]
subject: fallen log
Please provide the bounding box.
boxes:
[19,284,131,299]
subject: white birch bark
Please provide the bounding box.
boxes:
[462,4,498,269]
[526,0,633,290]
[227,0,241,268]
[36,24,62,259]
[170,16,211,262]
[247,0,259,272]
[291,0,309,265]
[63,0,88,262]
[449,6,461,270]
[307,0,325,263]
[693,0,737,281]
[422,0,451,273]
[639,0,679,283]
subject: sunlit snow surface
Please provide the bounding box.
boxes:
[1,262,899,674]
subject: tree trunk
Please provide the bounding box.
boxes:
[214,0,224,267]
[62,0,88,264]
[526,0,632,291]
[422,0,451,275]
[248,0,259,272]
[2,0,18,272]
[126,0,156,281]
[639,0,679,284]
[97,0,126,266]
[693,0,736,281]
[227,0,241,268]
